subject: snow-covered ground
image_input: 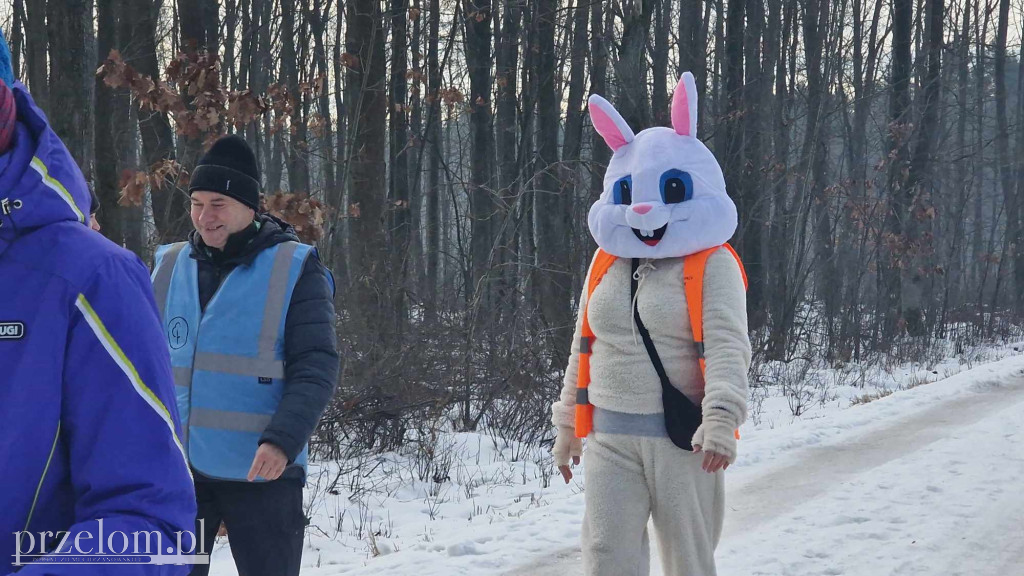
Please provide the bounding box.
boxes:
[209,340,1024,575]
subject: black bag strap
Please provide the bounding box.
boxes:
[631,258,704,451]
[631,258,674,393]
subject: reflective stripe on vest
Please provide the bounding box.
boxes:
[573,244,747,439]
[152,242,186,319]
[152,240,313,480]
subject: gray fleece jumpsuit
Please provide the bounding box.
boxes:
[551,249,750,576]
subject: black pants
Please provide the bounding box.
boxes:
[189,480,306,576]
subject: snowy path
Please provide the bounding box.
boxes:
[508,365,1024,576]
[206,355,1024,576]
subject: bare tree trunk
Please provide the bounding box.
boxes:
[346,0,390,356]
[589,1,610,194]
[712,0,727,150]
[678,0,708,134]
[424,0,442,319]
[963,0,978,295]
[838,0,884,354]
[178,0,218,52]
[612,0,654,129]
[268,134,286,193]
[562,0,589,164]
[304,0,336,197]
[24,0,48,109]
[561,0,590,296]
[389,0,412,336]
[281,0,309,193]
[116,4,142,255]
[494,0,522,322]
[242,0,261,140]
[495,0,521,199]
[329,0,349,284]
[240,0,254,114]
[975,0,993,335]
[936,2,970,332]
[518,3,537,278]
[766,0,798,359]
[48,0,95,173]
[900,0,943,335]
[458,0,497,429]
[651,0,672,126]
[712,0,727,153]
[409,0,423,283]
[224,0,238,88]
[257,0,275,190]
[463,0,497,317]
[741,0,766,328]
[882,0,913,338]
[177,0,220,171]
[993,0,1018,316]
[801,0,838,351]
[850,0,884,199]
[1012,2,1024,320]
[533,0,572,358]
[95,0,129,246]
[11,0,24,79]
[129,0,188,242]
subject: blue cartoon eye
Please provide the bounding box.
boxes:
[613,176,633,205]
[660,170,693,204]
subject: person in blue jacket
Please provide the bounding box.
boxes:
[0,29,197,574]
[151,134,339,576]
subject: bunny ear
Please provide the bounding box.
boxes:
[671,72,699,136]
[588,94,635,151]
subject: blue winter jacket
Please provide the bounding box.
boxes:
[0,83,196,573]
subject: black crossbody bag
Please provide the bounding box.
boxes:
[630,258,703,451]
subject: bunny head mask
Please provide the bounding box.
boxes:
[587,72,737,259]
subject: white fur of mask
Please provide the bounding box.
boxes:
[587,72,738,259]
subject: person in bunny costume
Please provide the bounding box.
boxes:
[551,72,751,576]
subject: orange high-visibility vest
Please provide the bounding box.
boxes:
[574,244,748,438]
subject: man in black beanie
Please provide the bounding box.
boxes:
[151,133,339,576]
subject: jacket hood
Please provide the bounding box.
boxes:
[0,82,91,258]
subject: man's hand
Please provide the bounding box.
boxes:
[247,442,288,482]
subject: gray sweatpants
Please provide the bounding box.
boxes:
[581,427,725,576]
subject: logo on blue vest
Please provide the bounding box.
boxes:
[0,322,24,339]
[168,317,189,349]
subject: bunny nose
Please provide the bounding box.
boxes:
[632,204,653,214]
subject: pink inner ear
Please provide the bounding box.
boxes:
[590,103,629,151]
[671,86,692,136]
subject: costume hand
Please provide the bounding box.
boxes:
[692,444,730,473]
[552,427,582,483]
[691,416,737,473]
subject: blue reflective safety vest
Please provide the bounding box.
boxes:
[152,240,312,481]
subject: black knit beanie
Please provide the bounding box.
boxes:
[188,134,261,211]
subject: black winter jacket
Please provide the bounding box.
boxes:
[187,213,339,482]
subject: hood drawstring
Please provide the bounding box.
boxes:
[631,259,657,346]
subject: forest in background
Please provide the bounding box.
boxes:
[7,0,1024,452]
